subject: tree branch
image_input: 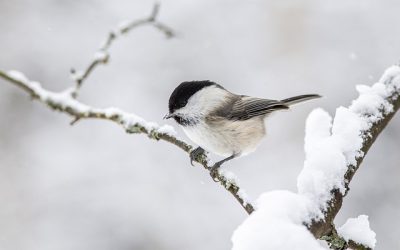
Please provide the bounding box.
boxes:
[321,227,373,250]
[306,65,400,249]
[0,4,254,215]
[70,3,175,97]
[232,66,398,250]
[0,69,254,214]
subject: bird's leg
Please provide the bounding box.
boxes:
[189,147,205,166]
[210,154,237,180]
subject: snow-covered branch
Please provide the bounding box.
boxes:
[70,3,175,97]
[0,69,254,215]
[303,65,400,248]
[0,4,254,215]
[232,65,400,250]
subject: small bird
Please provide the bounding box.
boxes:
[165,81,320,178]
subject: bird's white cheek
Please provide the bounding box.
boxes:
[174,105,201,120]
[175,86,231,117]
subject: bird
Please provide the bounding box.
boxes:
[164,81,320,178]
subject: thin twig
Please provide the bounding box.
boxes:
[70,3,175,96]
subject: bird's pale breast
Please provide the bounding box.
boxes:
[183,117,266,157]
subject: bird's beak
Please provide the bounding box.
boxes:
[163,113,175,119]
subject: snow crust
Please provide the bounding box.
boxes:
[338,215,376,248]
[117,20,132,33]
[232,191,327,250]
[219,169,251,206]
[8,70,29,82]
[70,70,84,81]
[156,124,177,136]
[298,65,399,220]
[93,51,109,61]
[297,107,369,220]
[232,65,400,249]
[6,70,176,136]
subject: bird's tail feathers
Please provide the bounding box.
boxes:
[281,94,321,106]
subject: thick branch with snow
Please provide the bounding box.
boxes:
[232,65,400,250]
[304,65,400,248]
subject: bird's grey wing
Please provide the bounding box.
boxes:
[226,96,289,121]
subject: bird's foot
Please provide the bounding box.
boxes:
[189,147,205,166]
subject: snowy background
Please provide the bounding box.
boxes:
[0,0,399,249]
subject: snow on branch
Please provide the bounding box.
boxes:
[0,3,254,215]
[0,69,254,215]
[70,3,175,96]
[232,65,400,250]
[304,65,400,243]
[337,215,376,249]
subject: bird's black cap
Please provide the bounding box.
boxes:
[168,81,220,113]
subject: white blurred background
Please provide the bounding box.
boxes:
[0,0,399,249]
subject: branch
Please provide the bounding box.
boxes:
[0,3,253,214]
[70,3,175,96]
[0,4,254,215]
[321,227,373,250]
[304,65,400,248]
[0,69,254,214]
[232,66,399,250]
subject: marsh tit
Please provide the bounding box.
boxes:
[165,81,320,178]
